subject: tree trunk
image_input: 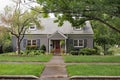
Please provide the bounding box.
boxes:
[17,38,21,55]
[103,44,106,55]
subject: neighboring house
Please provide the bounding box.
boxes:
[12,18,94,54]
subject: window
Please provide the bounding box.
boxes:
[27,40,37,46]
[74,39,84,47]
[73,27,82,31]
[74,40,78,47]
[29,23,36,30]
[27,40,31,46]
[32,40,36,45]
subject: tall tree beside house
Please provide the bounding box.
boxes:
[0,26,12,53]
[0,0,42,54]
[36,0,120,33]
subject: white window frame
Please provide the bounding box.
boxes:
[29,23,36,30]
[73,39,84,47]
[73,27,82,31]
[27,40,37,46]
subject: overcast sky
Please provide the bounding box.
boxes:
[0,0,38,11]
[0,0,54,17]
[0,0,13,11]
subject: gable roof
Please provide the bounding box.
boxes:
[48,30,67,40]
[26,18,94,35]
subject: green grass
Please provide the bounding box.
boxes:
[0,55,52,62]
[0,64,44,76]
[67,64,120,76]
[64,55,120,62]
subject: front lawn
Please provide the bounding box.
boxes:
[64,55,120,63]
[67,64,120,76]
[0,55,52,62]
[0,64,44,76]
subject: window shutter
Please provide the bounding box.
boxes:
[37,39,40,48]
[84,39,87,48]
[23,39,27,48]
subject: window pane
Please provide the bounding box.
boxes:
[74,40,78,46]
[27,40,31,46]
[32,40,36,45]
[79,40,83,46]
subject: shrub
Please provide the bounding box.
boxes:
[24,50,44,55]
[39,50,45,54]
[70,51,79,55]
[94,45,103,55]
[79,48,96,55]
[40,44,46,52]
[106,50,113,55]
[2,41,13,53]
[26,45,38,50]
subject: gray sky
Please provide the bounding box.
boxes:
[0,0,13,11]
[0,0,54,17]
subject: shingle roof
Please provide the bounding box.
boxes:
[26,18,94,35]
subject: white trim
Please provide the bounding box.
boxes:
[73,27,82,31]
[27,39,37,46]
[29,23,37,30]
[65,39,67,53]
[48,30,67,39]
[49,39,51,54]
[73,39,84,47]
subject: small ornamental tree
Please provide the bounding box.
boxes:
[0,0,42,54]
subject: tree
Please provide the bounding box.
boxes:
[92,20,120,46]
[95,35,110,54]
[36,0,120,33]
[0,26,12,53]
[0,0,42,54]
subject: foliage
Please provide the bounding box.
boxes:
[24,50,45,55]
[37,0,120,33]
[26,45,38,50]
[0,26,12,53]
[0,1,42,54]
[60,40,65,46]
[40,44,46,52]
[64,56,120,63]
[79,48,96,55]
[2,40,12,53]
[94,45,103,55]
[107,47,120,55]
[67,64,120,76]
[70,51,79,55]
[67,44,74,53]
[92,20,120,54]
[0,64,44,76]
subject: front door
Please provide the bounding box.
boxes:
[54,40,60,54]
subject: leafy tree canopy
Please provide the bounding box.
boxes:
[0,0,43,54]
[36,0,120,33]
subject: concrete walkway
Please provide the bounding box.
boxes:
[40,56,68,80]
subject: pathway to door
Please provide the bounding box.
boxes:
[40,56,68,80]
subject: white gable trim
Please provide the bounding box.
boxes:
[48,30,67,39]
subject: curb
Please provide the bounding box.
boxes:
[0,75,39,79]
[70,76,120,80]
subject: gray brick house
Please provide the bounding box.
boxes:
[12,18,94,54]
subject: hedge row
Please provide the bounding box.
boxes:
[70,48,96,55]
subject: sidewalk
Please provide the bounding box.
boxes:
[40,56,68,80]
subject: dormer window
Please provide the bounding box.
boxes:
[29,23,36,30]
[73,27,82,31]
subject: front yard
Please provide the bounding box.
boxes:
[0,64,44,76]
[0,55,52,62]
[64,55,120,63]
[67,64,120,76]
